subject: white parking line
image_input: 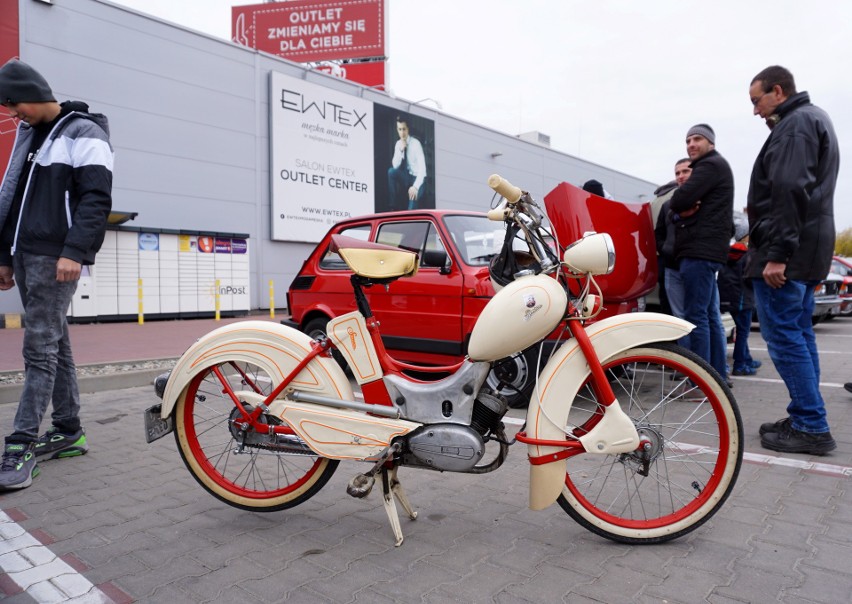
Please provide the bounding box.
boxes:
[0,510,112,603]
[499,417,852,478]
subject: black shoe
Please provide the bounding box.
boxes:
[844,382,852,394]
[760,422,837,455]
[34,427,88,460]
[759,417,791,436]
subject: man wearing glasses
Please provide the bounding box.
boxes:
[747,65,839,455]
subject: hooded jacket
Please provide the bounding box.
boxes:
[668,149,735,265]
[0,101,113,266]
[745,91,839,280]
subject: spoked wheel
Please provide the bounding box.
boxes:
[174,360,338,512]
[557,342,743,544]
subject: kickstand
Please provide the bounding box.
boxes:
[381,466,417,547]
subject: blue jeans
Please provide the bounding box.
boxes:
[752,278,829,433]
[680,258,727,378]
[732,307,754,370]
[665,266,689,348]
[7,253,81,444]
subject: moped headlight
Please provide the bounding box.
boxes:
[562,232,615,275]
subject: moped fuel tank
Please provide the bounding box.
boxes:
[468,274,567,362]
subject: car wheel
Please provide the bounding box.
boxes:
[486,347,539,409]
[303,317,349,372]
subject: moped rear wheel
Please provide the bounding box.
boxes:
[174,360,338,512]
[557,342,743,544]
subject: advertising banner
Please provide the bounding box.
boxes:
[270,71,375,242]
[0,0,20,174]
[233,0,384,63]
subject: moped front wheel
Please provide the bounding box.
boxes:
[174,359,338,512]
[557,342,743,544]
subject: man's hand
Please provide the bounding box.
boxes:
[763,261,787,289]
[0,265,14,291]
[56,257,82,282]
[407,185,418,201]
[678,201,701,218]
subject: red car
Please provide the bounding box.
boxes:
[285,182,657,406]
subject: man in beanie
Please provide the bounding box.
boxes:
[668,123,734,384]
[0,59,113,489]
[748,65,838,455]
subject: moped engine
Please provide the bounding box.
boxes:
[402,390,509,472]
[403,424,485,472]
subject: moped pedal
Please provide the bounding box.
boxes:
[346,473,375,498]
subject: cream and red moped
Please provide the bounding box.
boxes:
[146,175,743,546]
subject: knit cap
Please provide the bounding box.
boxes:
[686,123,715,145]
[0,59,55,104]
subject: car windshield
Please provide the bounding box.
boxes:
[443,215,512,266]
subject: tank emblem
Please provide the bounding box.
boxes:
[347,326,358,349]
[522,294,543,321]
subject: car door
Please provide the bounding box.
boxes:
[368,218,465,360]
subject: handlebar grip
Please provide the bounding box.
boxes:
[488,174,523,204]
[487,203,508,221]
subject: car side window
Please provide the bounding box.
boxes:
[319,225,371,270]
[376,221,446,267]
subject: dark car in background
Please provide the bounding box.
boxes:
[830,256,852,315]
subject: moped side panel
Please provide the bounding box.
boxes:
[161,320,353,418]
[526,312,692,510]
[279,402,420,460]
[468,274,567,362]
[327,311,382,384]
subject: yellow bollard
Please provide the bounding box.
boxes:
[269,279,275,318]
[137,278,144,325]
[215,279,221,321]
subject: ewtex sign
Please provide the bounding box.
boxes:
[232,0,384,63]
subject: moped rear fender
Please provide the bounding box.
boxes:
[160,320,353,419]
[526,312,692,510]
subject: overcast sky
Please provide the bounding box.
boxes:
[109,0,852,230]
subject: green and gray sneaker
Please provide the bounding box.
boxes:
[0,442,40,490]
[34,428,89,460]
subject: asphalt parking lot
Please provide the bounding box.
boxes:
[0,315,850,603]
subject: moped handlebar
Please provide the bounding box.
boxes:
[488,174,523,204]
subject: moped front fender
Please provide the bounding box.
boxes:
[526,312,692,510]
[160,320,353,419]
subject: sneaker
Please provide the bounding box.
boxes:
[844,382,852,394]
[0,443,40,490]
[760,421,837,455]
[732,365,757,376]
[750,360,762,369]
[34,428,88,460]
[759,417,790,436]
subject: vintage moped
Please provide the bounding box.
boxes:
[146,174,743,546]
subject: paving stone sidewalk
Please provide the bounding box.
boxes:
[0,381,849,603]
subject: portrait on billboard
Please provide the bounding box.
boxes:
[373,105,435,213]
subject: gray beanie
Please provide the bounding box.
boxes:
[0,59,55,104]
[686,123,715,145]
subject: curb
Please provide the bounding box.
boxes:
[0,366,170,405]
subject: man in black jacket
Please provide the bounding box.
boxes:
[747,65,838,455]
[0,60,113,489]
[669,124,734,383]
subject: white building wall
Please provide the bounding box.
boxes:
[0,0,657,315]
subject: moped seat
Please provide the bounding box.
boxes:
[330,234,419,280]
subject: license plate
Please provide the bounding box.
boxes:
[144,404,174,443]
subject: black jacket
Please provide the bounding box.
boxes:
[745,92,839,280]
[0,101,113,266]
[669,149,735,265]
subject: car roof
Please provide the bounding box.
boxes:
[332,209,487,228]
